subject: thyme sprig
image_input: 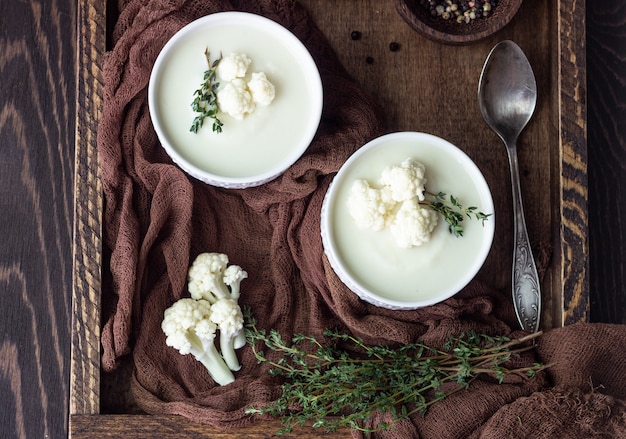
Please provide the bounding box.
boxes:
[190,48,223,134]
[422,191,492,237]
[243,309,546,434]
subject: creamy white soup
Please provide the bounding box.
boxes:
[325,134,494,306]
[151,16,320,180]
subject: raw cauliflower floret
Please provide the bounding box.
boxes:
[217,78,255,120]
[379,158,428,202]
[216,52,252,81]
[347,179,396,231]
[390,197,439,248]
[247,72,275,106]
[161,297,235,386]
[186,252,248,369]
[209,298,244,371]
[188,252,231,302]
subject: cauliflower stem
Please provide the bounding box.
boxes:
[210,298,245,371]
[187,329,236,386]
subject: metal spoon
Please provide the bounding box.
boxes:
[478,40,541,333]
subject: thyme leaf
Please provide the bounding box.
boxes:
[422,191,492,237]
[190,49,223,134]
[243,308,546,434]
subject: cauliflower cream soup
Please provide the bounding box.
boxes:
[149,12,322,187]
[321,132,495,309]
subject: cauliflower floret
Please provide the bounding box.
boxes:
[247,72,275,106]
[223,264,248,301]
[187,252,248,352]
[213,52,276,122]
[216,52,252,81]
[161,298,235,386]
[347,179,396,231]
[188,252,231,302]
[209,298,244,371]
[379,158,428,202]
[390,198,439,248]
[217,78,255,120]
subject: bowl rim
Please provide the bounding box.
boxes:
[148,11,323,188]
[321,131,495,309]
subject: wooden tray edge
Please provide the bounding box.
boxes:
[555,0,589,326]
[70,0,105,417]
[70,414,345,438]
[68,0,588,433]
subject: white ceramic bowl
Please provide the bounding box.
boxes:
[321,132,495,310]
[148,12,323,188]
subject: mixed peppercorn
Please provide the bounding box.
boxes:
[419,0,498,22]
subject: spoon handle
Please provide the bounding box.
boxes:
[506,142,541,332]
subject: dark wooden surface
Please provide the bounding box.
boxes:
[0,0,76,438]
[586,3,626,324]
[0,1,624,439]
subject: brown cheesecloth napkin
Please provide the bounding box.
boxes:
[98,0,626,437]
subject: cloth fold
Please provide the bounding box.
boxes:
[98,0,626,437]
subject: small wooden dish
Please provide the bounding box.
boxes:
[395,0,523,45]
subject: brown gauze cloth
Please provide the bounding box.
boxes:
[98,0,626,437]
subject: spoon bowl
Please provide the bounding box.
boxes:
[478,40,541,332]
[478,41,537,143]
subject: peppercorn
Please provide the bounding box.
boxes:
[389,42,400,52]
[351,30,362,40]
[365,56,374,64]
[420,0,496,22]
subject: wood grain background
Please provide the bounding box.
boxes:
[0,1,624,439]
[0,0,76,438]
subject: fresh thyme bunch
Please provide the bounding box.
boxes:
[190,49,223,134]
[423,191,492,237]
[244,309,545,434]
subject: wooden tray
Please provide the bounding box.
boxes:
[70,0,587,436]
